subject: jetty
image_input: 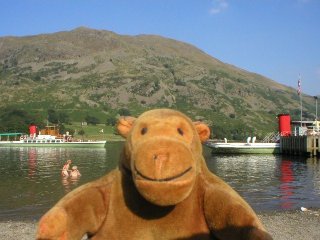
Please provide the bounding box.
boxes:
[279,114,320,157]
[280,135,319,157]
[206,114,319,156]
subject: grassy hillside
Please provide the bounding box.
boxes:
[0,27,317,140]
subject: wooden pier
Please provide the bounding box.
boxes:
[280,135,320,157]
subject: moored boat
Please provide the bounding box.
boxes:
[205,141,280,154]
[0,139,107,148]
[0,125,106,148]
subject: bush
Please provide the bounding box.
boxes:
[118,108,131,116]
[85,115,100,125]
[106,116,117,126]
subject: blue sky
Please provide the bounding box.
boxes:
[1,0,319,96]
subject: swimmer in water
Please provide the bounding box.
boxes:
[70,166,81,178]
[61,160,72,177]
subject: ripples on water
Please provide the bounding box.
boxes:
[0,143,122,220]
[206,153,320,211]
[0,143,319,220]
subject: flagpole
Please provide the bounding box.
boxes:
[298,74,302,128]
[300,92,302,127]
[315,96,318,121]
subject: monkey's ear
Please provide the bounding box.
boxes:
[117,116,136,138]
[193,122,210,143]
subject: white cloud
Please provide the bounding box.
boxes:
[209,0,228,15]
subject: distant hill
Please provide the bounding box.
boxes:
[0,27,316,140]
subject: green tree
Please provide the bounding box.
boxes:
[78,129,85,140]
[118,108,131,116]
[48,109,59,124]
[85,115,100,125]
[106,116,117,126]
[59,112,70,124]
[48,109,70,124]
[0,108,42,133]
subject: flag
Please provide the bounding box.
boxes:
[297,77,301,95]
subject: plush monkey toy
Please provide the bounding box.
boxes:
[37,109,272,240]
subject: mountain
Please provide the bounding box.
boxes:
[0,27,316,139]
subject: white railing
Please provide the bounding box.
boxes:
[262,132,280,143]
[292,126,320,136]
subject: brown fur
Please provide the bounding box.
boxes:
[36,109,272,240]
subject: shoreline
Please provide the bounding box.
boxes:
[1,209,319,240]
[259,209,320,240]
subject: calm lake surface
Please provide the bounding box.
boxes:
[0,142,320,220]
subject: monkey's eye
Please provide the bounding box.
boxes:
[177,128,184,136]
[141,127,148,135]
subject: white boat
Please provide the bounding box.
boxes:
[0,139,106,148]
[0,125,106,148]
[205,138,280,154]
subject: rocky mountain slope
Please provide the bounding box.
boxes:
[0,27,316,139]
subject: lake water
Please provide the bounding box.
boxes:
[0,143,319,220]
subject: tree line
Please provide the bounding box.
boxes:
[0,107,273,141]
[0,108,132,134]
